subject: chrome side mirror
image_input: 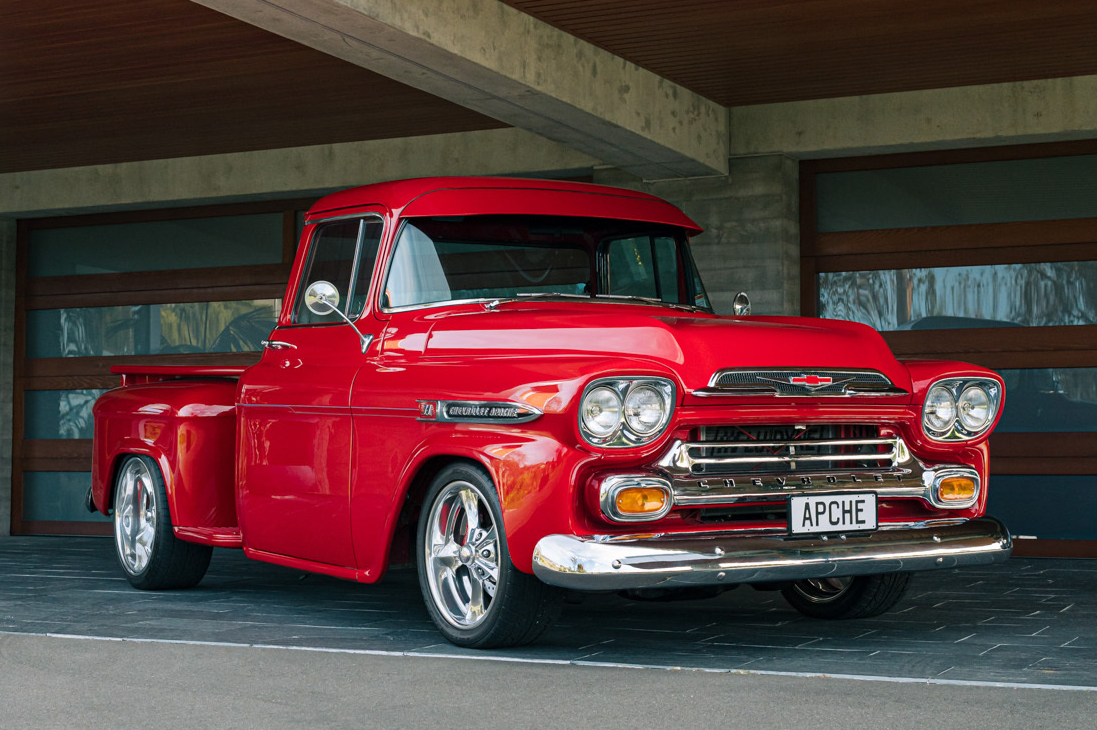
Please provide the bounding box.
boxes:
[303,280,373,354]
[304,280,341,316]
[732,291,751,316]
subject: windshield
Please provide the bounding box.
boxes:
[382,215,711,311]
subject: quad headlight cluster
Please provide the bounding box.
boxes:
[579,377,675,447]
[922,378,1002,441]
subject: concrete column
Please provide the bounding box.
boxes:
[596,155,800,316]
[0,218,15,537]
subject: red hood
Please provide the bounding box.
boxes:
[417,302,913,402]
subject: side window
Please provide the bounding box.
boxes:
[605,235,680,303]
[294,218,383,324]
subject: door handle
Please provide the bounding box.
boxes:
[262,340,297,350]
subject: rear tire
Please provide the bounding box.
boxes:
[416,462,562,648]
[781,573,911,619]
[112,455,212,590]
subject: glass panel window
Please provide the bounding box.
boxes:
[605,236,680,303]
[26,299,280,358]
[817,155,1097,232]
[994,368,1097,433]
[988,475,1097,540]
[25,389,107,439]
[294,218,383,324]
[818,261,1097,331]
[22,472,107,523]
[29,214,284,277]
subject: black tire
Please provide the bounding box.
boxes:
[781,573,911,619]
[112,455,212,590]
[416,462,563,648]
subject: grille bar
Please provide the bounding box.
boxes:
[687,437,901,467]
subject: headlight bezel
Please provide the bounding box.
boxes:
[921,377,1002,442]
[579,376,676,447]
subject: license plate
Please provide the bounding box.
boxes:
[788,493,877,535]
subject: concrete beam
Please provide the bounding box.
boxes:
[0,128,596,217]
[730,75,1097,159]
[192,0,727,179]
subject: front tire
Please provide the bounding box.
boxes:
[113,455,212,590]
[781,573,911,619]
[416,462,562,648]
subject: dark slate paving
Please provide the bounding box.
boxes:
[1,537,1094,687]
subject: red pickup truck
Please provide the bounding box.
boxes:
[90,177,1012,648]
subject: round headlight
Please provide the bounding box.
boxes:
[924,386,957,432]
[958,385,992,431]
[623,385,667,435]
[581,386,622,438]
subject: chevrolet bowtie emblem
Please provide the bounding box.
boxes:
[758,374,856,392]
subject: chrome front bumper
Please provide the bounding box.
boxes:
[531,517,1012,591]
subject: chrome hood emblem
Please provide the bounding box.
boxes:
[758,373,856,392]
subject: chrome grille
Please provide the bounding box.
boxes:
[689,424,896,475]
[703,369,904,397]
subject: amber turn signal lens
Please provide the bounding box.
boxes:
[615,487,669,515]
[938,476,977,502]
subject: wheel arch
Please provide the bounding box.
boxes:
[101,443,176,518]
[384,453,491,573]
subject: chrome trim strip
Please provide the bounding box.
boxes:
[531,517,1012,591]
[657,436,908,475]
[703,368,908,398]
[691,387,908,398]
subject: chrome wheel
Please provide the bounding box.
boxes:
[423,480,500,628]
[791,576,853,603]
[114,458,158,575]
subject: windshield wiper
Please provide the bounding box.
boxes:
[594,294,700,311]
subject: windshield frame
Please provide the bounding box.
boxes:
[378,215,714,314]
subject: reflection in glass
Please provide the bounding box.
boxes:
[25,389,106,439]
[994,368,1097,433]
[29,214,283,277]
[22,472,107,523]
[819,261,1097,331]
[27,299,281,358]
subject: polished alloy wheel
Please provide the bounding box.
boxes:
[114,458,158,575]
[423,480,500,628]
[791,576,853,603]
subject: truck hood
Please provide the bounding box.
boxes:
[416,303,913,400]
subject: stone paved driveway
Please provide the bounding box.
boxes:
[1,537,1093,688]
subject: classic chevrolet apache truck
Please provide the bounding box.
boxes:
[90,177,1012,648]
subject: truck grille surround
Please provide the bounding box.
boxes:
[653,423,970,522]
[690,424,894,474]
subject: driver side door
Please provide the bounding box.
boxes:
[237,214,384,569]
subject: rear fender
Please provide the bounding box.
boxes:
[91,381,239,530]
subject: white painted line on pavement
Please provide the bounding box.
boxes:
[2,630,1094,692]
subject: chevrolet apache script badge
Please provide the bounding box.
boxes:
[417,400,542,424]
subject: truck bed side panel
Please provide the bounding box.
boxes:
[91,380,239,532]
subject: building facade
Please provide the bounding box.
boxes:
[2,0,1095,556]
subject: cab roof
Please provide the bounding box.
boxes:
[306,176,703,234]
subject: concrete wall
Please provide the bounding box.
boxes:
[0,219,15,537]
[596,155,800,317]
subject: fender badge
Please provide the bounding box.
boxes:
[417,400,541,424]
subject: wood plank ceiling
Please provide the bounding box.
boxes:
[0,0,507,173]
[5,1,1097,173]
[504,0,1097,107]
